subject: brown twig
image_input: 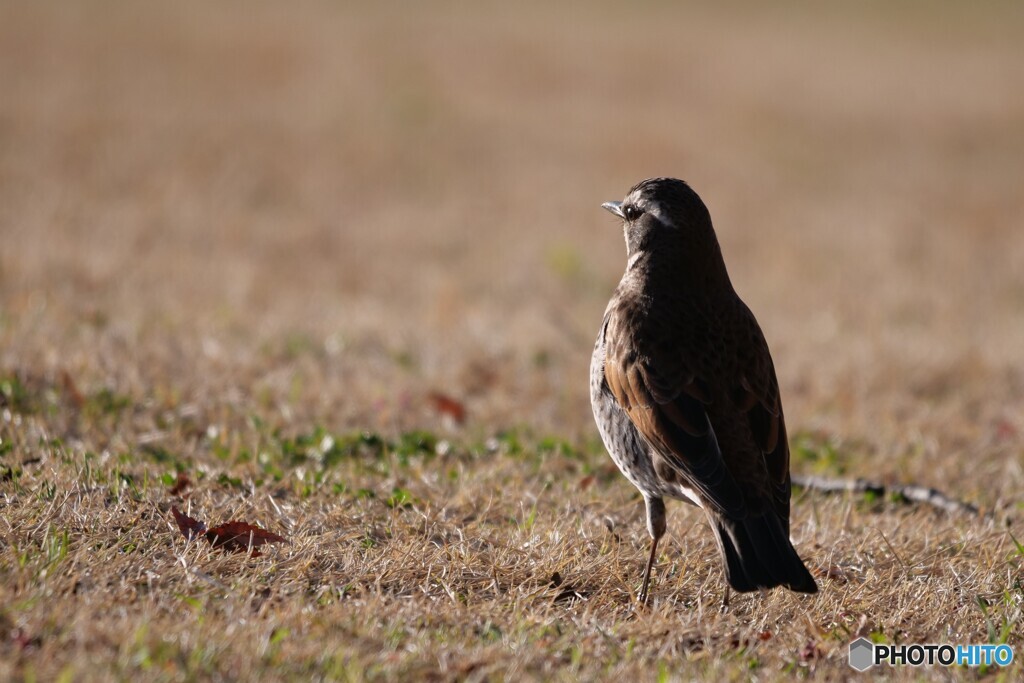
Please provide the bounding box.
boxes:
[792,474,984,518]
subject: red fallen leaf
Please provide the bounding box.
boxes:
[168,472,192,496]
[758,630,772,641]
[994,418,1018,440]
[799,640,820,661]
[171,505,207,540]
[205,521,287,556]
[578,474,596,491]
[59,370,85,409]
[427,391,466,425]
[171,507,287,556]
[11,628,42,651]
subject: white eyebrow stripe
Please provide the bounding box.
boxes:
[624,190,668,225]
[642,200,668,223]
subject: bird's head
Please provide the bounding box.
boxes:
[602,177,716,261]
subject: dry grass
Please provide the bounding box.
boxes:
[2,0,1024,680]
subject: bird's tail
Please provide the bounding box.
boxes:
[712,512,818,593]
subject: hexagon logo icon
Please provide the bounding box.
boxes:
[849,637,875,671]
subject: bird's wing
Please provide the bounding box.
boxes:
[603,313,747,517]
[733,305,792,524]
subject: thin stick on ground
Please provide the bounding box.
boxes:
[792,474,984,518]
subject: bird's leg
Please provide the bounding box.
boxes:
[639,496,667,607]
[721,586,731,612]
[639,534,659,606]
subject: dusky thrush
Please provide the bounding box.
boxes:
[590,177,818,604]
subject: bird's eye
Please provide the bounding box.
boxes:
[623,205,644,221]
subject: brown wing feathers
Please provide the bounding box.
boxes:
[737,357,791,523]
[603,302,798,525]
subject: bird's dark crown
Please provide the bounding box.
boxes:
[623,177,710,229]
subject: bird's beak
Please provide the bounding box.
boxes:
[602,201,625,219]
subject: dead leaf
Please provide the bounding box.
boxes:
[205,521,287,556]
[994,418,1018,441]
[59,370,85,409]
[11,628,41,651]
[427,391,466,425]
[799,640,820,661]
[168,472,192,496]
[171,505,207,540]
[171,507,288,556]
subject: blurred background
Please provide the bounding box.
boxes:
[1,1,1023,489]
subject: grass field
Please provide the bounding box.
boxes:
[3,1,1024,680]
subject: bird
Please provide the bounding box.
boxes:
[589,177,817,605]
